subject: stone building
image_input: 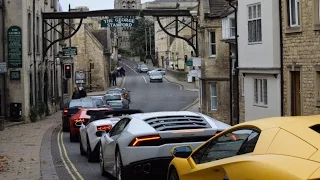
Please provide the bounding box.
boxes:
[0,0,63,122]
[198,0,231,124]
[114,0,142,51]
[281,0,320,116]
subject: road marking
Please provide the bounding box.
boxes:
[57,129,77,180]
[142,76,147,83]
[119,61,138,74]
[60,130,85,180]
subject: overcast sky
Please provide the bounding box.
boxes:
[59,0,154,11]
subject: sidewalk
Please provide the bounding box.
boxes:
[0,111,60,180]
[87,76,125,96]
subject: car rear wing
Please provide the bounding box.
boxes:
[87,109,143,120]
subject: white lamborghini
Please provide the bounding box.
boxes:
[99,111,230,180]
[78,109,143,162]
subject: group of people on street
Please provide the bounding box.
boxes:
[72,86,88,99]
[109,67,126,86]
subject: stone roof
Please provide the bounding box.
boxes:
[204,0,234,18]
[91,30,109,50]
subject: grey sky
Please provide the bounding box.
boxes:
[59,0,153,11]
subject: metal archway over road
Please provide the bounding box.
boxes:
[42,9,199,59]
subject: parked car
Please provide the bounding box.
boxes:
[79,109,143,162]
[168,115,320,180]
[138,64,149,73]
[149,71,163,82]
[99,111,230,180]
[62,97,98,132]
[147,68,166,76]
[104,93,129,109]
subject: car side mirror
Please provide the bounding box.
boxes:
[171,146,192,158]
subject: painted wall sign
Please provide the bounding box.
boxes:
[7,26,22,68]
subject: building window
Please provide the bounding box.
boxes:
[209,31,216,57]
[28,13,32,53]
[288,0,300,27]
[230,18,236,37]
[248,3,262,43]
[254,78,268,106]
[210,83,217,110]
[36,16,39,53]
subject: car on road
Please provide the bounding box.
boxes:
[69,103,113,142]
[167,115,320,180]
[90,96,111,108]
[149,71,163,82]
[138,64,149,73]
[99,111,230,180]
[79,109,143,162]
[104,93,129,109]
[106,88,131,103]
[62,97,98,132]
[147,68,166,76]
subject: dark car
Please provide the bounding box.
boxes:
[104,93,129,109]
[62,97,97,132]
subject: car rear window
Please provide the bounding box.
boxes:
[105,94,121,101]
[69,100,95,108]
[310,124,320,134]
[151,71,161,76]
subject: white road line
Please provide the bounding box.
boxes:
[142,76,147,83]
[119,61,138,74]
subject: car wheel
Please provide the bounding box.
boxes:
[87,139,99,162]
[69,131,78,142]
[79,136,86,156]
[169,167,179,180]
[99,143,108,177]
[115,150,124,180]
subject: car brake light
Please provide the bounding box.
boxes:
[129,135,161,146]
[97,125,112,132]
[63,109,68,115]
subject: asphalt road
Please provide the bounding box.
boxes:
[51,59,198,180]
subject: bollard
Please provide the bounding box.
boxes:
[0,116,5,131]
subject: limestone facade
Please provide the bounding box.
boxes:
[198,0,231,124]
[0,0,63,121]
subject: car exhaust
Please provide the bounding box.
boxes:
[133,165,142,174]
[143,163,151,174]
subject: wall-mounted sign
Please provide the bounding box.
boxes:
[7,26,22,68]
[75,71,86,84]
[10,71,20,80]
[62,47,78,56]
[101,17,138,28]
[192,57,201,67]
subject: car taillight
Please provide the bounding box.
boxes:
[97,125,112,132]
[128,135,161,146]
[63,109,68,116]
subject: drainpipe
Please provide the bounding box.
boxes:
[279,0,284,116]
[228,1,239,125]
[33,0,37,109]
[2,0,7,118]
[229,44,233,125]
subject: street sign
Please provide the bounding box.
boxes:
[62,47,77,56]
[185,60,193,66]
[101,17,138,28]
[10,71,20,80]
[0,62,7,73]
[75,71,86,84]
[7,26,22,68]
[192,57,201,67]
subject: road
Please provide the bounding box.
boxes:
[51,59,198,180]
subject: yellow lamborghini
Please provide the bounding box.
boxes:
[167,115,320,180]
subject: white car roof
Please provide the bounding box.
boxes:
[130,111,201,120]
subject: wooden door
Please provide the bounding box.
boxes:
[291,71,301,116]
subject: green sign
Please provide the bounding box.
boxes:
[62,47,77,56]
[7,26,22,68]
[101,17,138,28]
[10,71,20,80]
[186,60,193,66]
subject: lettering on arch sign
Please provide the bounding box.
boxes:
[101,16,138,28]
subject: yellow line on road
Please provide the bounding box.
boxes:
[57,129,77,180]
[60,130,85,180]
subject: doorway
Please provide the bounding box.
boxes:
[290,71,301,116]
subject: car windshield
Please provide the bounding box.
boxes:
[105,94,121,101]
[69,100,95,108]
[141,65,147,68]
[151,71,162,76]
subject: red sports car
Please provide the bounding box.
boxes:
[69,107,112,142]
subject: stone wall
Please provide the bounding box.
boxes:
[166,69,188,81]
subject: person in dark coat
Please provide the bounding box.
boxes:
[112,72,117,86]
[109,72,112,85]
[78,87,87,98]
[71,87,79,99]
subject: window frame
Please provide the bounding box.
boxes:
[229,18,236,38]
[191,127,261,165]
[209,31,216,57]
[247,3,262,43]
[253,78,268,106]
[210,83,217,110]
[288,0,300,27]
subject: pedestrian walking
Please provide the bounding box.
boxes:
[112,72,117,86]
[78,87,87,98]
[71,86,79,99]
